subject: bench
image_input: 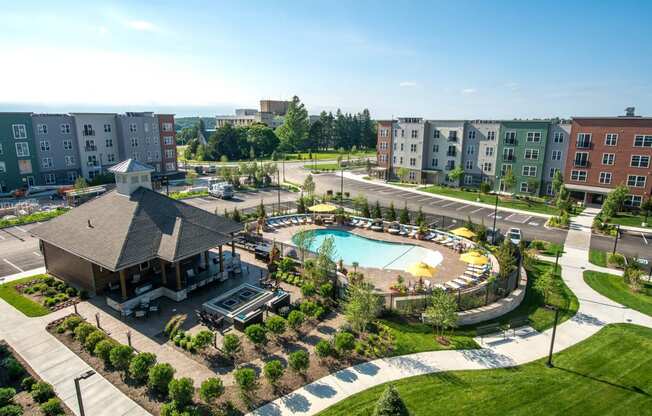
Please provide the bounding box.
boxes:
[476,322,504,342]
[508,316,531,335]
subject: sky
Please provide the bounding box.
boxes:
[1,0,652,119]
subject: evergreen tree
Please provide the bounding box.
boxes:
[399,203,410,224]
[416,206,425,226]
[361,199,371,218]
[276,96,309,151]
[386,202,397,221]
[372,385,409,416]
[372,201,382,218]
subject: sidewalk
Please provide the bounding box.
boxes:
[341,171,553,219]
[249,205,652,416]
[0,267,46,284]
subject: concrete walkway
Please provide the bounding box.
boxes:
[249,206,652,416]
[341,171,554,219]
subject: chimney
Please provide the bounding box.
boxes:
[625,107,636,117]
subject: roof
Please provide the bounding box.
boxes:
[109,159,155,174]
[32,188,243,271]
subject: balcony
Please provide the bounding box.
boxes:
[87,161,98,167]
[576,141,593,149]
[573,160,590,168]
[447,136,457,142]
[83,130,95,137]
[85,145,97,152]
[446,151,457,157]
[503,155,516,162]
[504,139,516,146]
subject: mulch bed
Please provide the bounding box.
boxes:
[14,277,81,312]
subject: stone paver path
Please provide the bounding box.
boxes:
[249,207,652,415]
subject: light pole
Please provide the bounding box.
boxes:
[491,194,499,245]
[74,370,96,416]
[277,168,281,215]
[612,224,621,256]
[340,167,344,208]
[546,306,560,368]
[554,251,560,275]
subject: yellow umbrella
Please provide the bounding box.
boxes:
[451,227,476,238]
[308,203,338,213]
[406,262,437,278]
[459,251,489,265]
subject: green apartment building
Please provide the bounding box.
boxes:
[0,113,39,193]
[495,120,550,195]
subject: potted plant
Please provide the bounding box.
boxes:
[416,223,429,240]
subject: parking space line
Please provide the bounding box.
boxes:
[3,259,24,272]
[417,197,431,202]
[14,226,27,233]
[504,213,517,222]
[521,215,532,224]
[441,201,458,208]
[33,251,42,257]
[470,207,485,214]
[456,204,469,211]
[643,233,648,244]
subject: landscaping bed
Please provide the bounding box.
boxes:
[0,275,82,317]
[0,341,73,415]
[584,271,652,316]
[0,208,69,229]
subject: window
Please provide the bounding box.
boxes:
[103,123,111,133]
[446,160,455,170]
[409,171,416,180]
[465,160,473,169]
[131,137,138,147]
[503,148,515,161]
[400,143,404,151]
[411,130,418,138]
[60,123,71,134]
[67,171,78,182]
[410,144,417,152]
[87,155,98,166]
[164,136,174,145]
[83,124,95,136]
[63,140,72,150]
[433,130,440,138]
[468,131,476,139]
[85,139,96,151]
[166,162,176,171]
[546,183,554,196]
[570,170,587,182]
[526,132,541,142]
[0,162,5,173]
[485,147,494,156]
[634,135,652,147]
[466,145,475,155]
[576,133,591,148]
[37,124,48,135]
[15,142,30,157]
[393,156,396,164]
[400,129,405,137]
[551,150,562,161]
[631,155,650,168]
[399,157,403,164]
[145,137,151,145]
[107,154,115,163]
[432,158,438,167]
[524,149,539,160]
[504,131,516,145]
[574,152,589,167]
[602,153,615,165]
[483,162,492,172]
[487,131,496,141]
[65,155,75,166]
[41,157,53,169]
[605,133,618,146]
[519,182,530,193]
[379,129,388,138]
[464,175,473,185]
[409,158,416,166]
[39,141,50,152]
[162,122,173,132]
[105,138,113,147]
[12,124,27,139]
[599,172,612,184]
[553,132,564,143]
[447,146,456,156]
[144,123,149,133]
[44,173,56,185]
[549,167,559,178]
[129,123,137,133]
[432,144,439,152]
[522,165,537,177]
[500,164,512,176]
[147,151,153,161]
[627,175,646,187]
[624,195,643,208]
[0,143,3,155]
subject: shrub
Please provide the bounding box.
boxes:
[191,330,214,352]
[164,315,185,339]
[265,316,286,337]
[129,352,157,384]
[222,334,241,361]
[244,324,267,347]
[55,324,66,334]
[2,358,24,380]
[94,339,116,365]
[233,367,257,396]
[313,306,327,320]
[318,282,333,298]
[66,287,78,297]
[0,405,22,416]
[31,382,55,404]
[148,363,175,396]
[334,332,356,355]
[315,340,332,359]
[199,377,224,404]
[263,359,284,387]
[0,388,16,407]
[288,350,309,375]
[168,377,194,410]
[43,298,57,308]
[63,315,83,332]
[20,376,35,391]
[74,322,96,344]
[84,330,106,353]
[287,310,305,330]
[109,344,134,374]
[372,384,409,416]
[299,300,318,317]
[40,398,63,416]
[608,253,626,268]
[300,282,316,297]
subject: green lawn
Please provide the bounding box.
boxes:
[0,208,69,229]
[0,275,51,317]
[589,249,608,267]
[607,212,651,229]
[303,163,341,171]
[318,324,652,416]
[420,185,560,216]
[530,240,564,257]
[584,271,652,316]
[179,149,375,164]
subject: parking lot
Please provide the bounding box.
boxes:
[0,223,43,278]
[183,187,298,214]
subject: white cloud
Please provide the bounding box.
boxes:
[399,81,417,87]
[461,88,477,94]
[126,20,157,32]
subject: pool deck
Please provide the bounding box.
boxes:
[263,224,470,292]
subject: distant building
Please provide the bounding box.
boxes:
[260,100,290,116]
[157,114,177,173]
[31,114,81,186]
[70,113,119,180]
[116,112,163,173]
[0,112,39,192]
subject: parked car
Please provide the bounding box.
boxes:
[506,227,522,245]
[485,228,504,244]
[209,182,234,199]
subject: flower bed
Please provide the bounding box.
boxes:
[13,275,82,311]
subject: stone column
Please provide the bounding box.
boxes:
[175,262,182,290]
[219,245,224,272]
[119,270,127,300]
[160,259,167,285]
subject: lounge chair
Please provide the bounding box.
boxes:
[306,216,313,223]
[291,217,300,225]
[363,220,372,228]
[460,275,478,284]
[282,218,292,226]
[408,229,417,238]
[424,232,436,240]
[451,278,468,287]
[399,227,408,236]
[445,281,461,290]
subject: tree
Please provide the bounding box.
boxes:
[246,124,279,158]
[288,350,310,376]
[447,166,464,184]
[256,199,266,219]
[496,240,517,280]
[479,181,492,194]
[397,167,409,183]
[276,96,309,151]
[601,184,629,219]
[147,363,175,396]
[361,198,371,218]
[502,169,516,193]
[315,340,332,359]
[344,282,382,333]
[333,332,355,355]
[416,206,425,226]
[533,269,556,304]
[244,324,267,348]
[263,359,285,389]
[129,352,157,384]
[399,203,410,224]
[372,201,382,218]
[372,385,409,416]
[423,288,458,339]
[303,174,316,195]
[191,330,214,352]
[233,367,258,399]
[294,228,316,262]
[552,170,564,196]
[314,236,337,285]
[556,185,572,213]
[222,334,241,362]
[109,345,134,376]
[265,316,287,340]
[287,310,305,331]
[168,377,194,410]
[642,197,652,225]
[199,377,224,404]
[74,176,88,190]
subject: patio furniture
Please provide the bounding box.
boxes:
[135,309,147,318]
[134,283,153,296]
[291,217,300,225]
[148,304,160,314]
[131,273,141,284]
[121,308,133,319]
[445,281,461,290]
[508,316,532,335]
[408,229,417,238]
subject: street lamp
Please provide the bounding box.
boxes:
[74,370,96,416]
[340,167,344,208]
[545,305,560,368]
[277,168,281,215]
[491,194,499,245]
[612,224,621,256]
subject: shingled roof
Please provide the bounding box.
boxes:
[32,188,243,271]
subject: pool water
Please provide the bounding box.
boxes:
[292,229,443,271]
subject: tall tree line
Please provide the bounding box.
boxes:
[305,108,376,151]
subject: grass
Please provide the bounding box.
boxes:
[584,271,652,316]
[530,240,564,256]
[178,149,375,164]
[0,208,69,229]
[169,189,209,200]
[589,249,608,267]
[420,185,561,216]
[304,163,342,171]
[0,275,51,317]
[607,212,651,229]
[317,324,652,416]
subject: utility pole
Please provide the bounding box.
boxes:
[612,224,621,256]
[491,194,499,245]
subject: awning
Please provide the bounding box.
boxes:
[565,183,612,194]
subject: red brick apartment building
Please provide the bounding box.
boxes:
[157,114,177,173]
[375,120,394,180]
[565,115,652,207]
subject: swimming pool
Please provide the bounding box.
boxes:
[292,229,443,271]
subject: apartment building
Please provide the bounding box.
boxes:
[464,121,499,187]
[390,118,430,182]
[157,114,177,173]
[116,112,162,172]
[71,113,119,180]
[0,113,39,192]
[375,120,393,180]
[565,113,652,207]
[542,121,571,196]
[31,114,81,186]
